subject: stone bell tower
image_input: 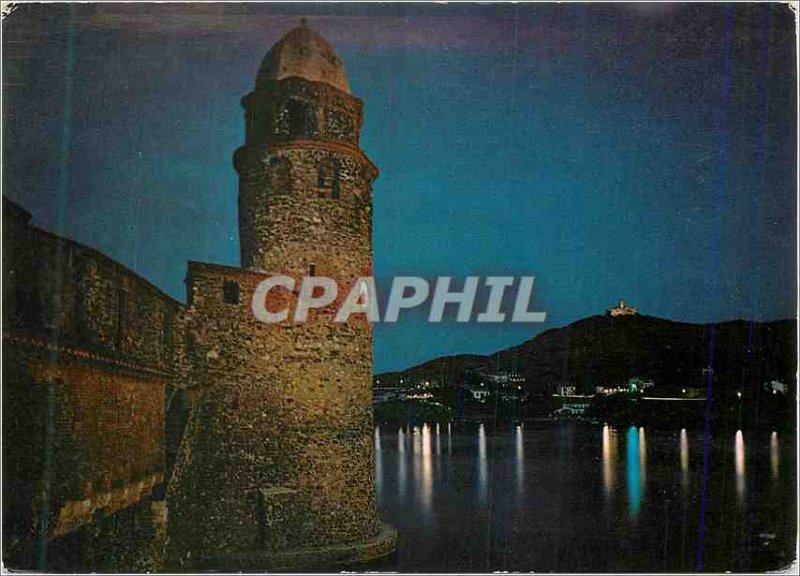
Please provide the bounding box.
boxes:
[165,22,395,570]
[235,19,376,279]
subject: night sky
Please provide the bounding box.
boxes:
[3,3,796,372]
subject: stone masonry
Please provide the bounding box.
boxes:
[2,22,395,572]
[165,23,394,569]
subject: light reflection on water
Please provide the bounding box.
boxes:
[397,427,407,502]
[373,422,793,572]
[602,424,617,499]
[478,423,488,506]
[515,425,524,498]
[375,425,383,497]
[411,427,421,511]
[420,424,433,517]
[680,428,690,490]
[638,427,647,488]
[735,429,746,502]
[447,422,452,455]
[771,431,779,480]
[626,426,642,517]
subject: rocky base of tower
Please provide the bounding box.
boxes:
[189,523,397,572]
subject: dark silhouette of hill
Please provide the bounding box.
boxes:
[378,315,796,395]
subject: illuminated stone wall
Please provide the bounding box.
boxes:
[166,69,384,568]
[3,24,393,573]
[166,263,379,566]
[2,201,182,570]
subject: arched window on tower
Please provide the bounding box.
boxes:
[325,107,356,143]
[318,158,339,199]
[268,156,292,195]
[286,98,317,138]
[331,160,341,199]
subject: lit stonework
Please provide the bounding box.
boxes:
[1,21,394,572]
[606,300,638,317]
[164,22,395,570]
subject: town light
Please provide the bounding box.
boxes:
[737,391,742,399]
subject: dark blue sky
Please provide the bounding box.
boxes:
[3,3,796,372]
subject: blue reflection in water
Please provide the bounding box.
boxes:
[602,424,617,499]
[627,426,642,517]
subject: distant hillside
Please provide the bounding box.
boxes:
[377,315,796,394]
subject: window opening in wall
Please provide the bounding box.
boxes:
[223,281,240,304]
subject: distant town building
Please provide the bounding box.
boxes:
[484,370,525,386]
[766,380,787,395]
[469,385,492,403]
[553,402,591,417]
[607,300,638,317]
[373,387,405,403]
[627,378,654,393]
[596,379,653,395]
[597,385,628,395]
[556,385,577,397]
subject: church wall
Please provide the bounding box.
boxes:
[2,200,180,570]
[2,198,184,372]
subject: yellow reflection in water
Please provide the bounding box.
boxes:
[680,428,689,490]
[412,426,421,501]
[735,429,745,502]
[770,431,779,480]
[422,424,433,515]
[602,424,617,499]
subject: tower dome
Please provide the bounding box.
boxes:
[257,20,351,94]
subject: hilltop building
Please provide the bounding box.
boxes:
[607,300,638,317]
[3,22,395,571]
